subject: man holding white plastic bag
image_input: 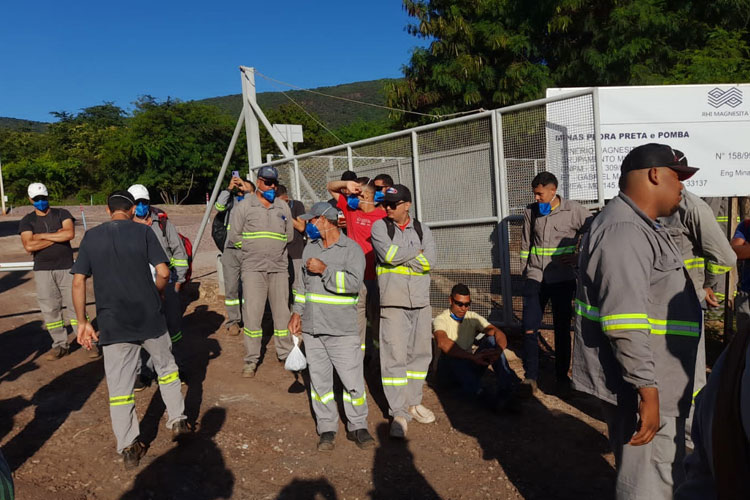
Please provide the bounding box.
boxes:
[288,202,375,452]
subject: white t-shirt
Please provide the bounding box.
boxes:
[432,309,490,351]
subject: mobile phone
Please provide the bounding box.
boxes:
[232,170,240,178]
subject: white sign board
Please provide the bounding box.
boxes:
[547,84,750,198]
[273,124,304,143]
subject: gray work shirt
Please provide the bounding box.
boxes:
[225,192,294,273]
[147,211,188,283]
[292,233,365,336]
[572,192,701,417]
[659,190,736,303]
[520,197,593,284]
[370,218,436,309]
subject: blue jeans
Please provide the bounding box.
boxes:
[437,336,518,402]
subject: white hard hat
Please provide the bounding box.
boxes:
[27,182,48,198]
[127,184,150,201]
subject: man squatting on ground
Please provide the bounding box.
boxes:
[226,165,294,377]
[19,182,91,359]
[573,143,702,499]
[72,191,189,469]
[288,202,376,451]
[520,172,592,397]
[371,184,436,438]
[433,283,520,412]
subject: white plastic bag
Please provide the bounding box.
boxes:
[284,335,307,371]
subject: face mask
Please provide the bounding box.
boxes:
[305,222,321,240]
[450,312,464,322]
[33,199,49,212]
[374,191,385,203]
[236,195,245,202]
[135,202,150,218]
[347,195,360,210]
[261,188,276,203]
[538,202,551,216]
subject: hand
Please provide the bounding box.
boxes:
[306,258,327,274]
[558,253,578,266]
[175,282,183,293]
[337,217,347,229]
[76,321,99,351]
[288,313,302,335]
[629,387,660,446]
[471,350,493,367]
[345,181,362,195]
[704,288,719,308]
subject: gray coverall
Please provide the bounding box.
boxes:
[371,218,436,421]
[573,192,702,500]
[226,193,295,364]
[292,233,367,434]
[703,196,738,303]
[216,190,244,327]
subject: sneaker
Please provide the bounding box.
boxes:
[133,375,151,393]
[171,419,191,440]
[390,416,408,439]
[45,345,69,361]
[122,441,146,470]
[518,378,538,399]
[87,344,102,359]
[227,324,241,336]
[242,362,257,378]
[317,431,336,452]
[408,404,435,424]
[346,429,376,450]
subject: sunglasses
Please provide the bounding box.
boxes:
[258,177,278,187]
[32,195,48,202]
[452,300,471,308]
[383,201,405,210]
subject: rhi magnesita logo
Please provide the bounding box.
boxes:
[707,87,743,108]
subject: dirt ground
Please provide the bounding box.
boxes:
[0,204,616,500]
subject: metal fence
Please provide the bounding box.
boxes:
[253,89,602,327]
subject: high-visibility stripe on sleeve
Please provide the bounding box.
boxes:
[70,319,79,326]
[520,250,530,259]
[110,394,135,406]
[171,258,189,267]
[274,329,289,337]
[716,216,741,223]
[310,390,335,404]
[234,241,242,249]
[384,245,398,264]
[170,331,183,343]
[215,202,226,211]
[158,371,180,385]
[293,291,306,304]
[335,271,346,293]
[683,257,705,270]
[415,253,430,271]
[706,262,732,274]
[244,328,262,338]
[342,391,367,406]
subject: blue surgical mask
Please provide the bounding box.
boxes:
[261,188,276,203]
[538,202,551,216]
[135,202,150,218]
[374,191,385,203]
[236,195,245,202]
[305,222,321,240]
[33,199,49,212]
[450,312,464,322]
[347,195,360,210]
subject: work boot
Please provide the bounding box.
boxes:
[45,345,69,361]
[317,432,336,452]
[518,378,538,398]
[87,344,101,359]
[227,323,240,336]
[346,429,376,450]
[171,419,191,440]
[133,375,151,393]
[122,441,146,470]
[242,362,257,378]
[390,416,408,439]
[408,404,435,424]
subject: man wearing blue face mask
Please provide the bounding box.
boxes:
[519,172,592,398]
[19,182,83,360]
[226,165,295,378]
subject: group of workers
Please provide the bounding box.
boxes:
[10,141,750,499]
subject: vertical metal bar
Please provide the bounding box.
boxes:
[0,155,5,216]
[493,110,514,327]
[293,159,301,201]
[592,88,605,208]
[347,146,354,171]
[328,156,334,172]
[410,130,423,221]
[241,69,261,179]
[724,197,738,342]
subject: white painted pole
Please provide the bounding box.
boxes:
[240,67,262,179]
[0,155,6,216]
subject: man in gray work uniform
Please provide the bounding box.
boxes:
[226,165,294,377]
[288,202,375,452]
[371,184,436,439]
[573,143,702,499]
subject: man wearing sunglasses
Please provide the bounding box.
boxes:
[226,166,295,378]
[19,182,81,360]
[433,284,519,412]
[371,184,436,438]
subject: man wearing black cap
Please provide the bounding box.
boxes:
[572,143,702,498]
[72,191,189,469]
[371,184,436,439]
[226,165,295,377]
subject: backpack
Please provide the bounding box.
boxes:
[152,207,193,283]
[211,196,235,250]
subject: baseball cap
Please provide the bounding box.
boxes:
[620,143,699,181]
[383,184,412,203]
[27,183,48,198]
[127,184,150,201]
[299,202,339,222]
[257,166,279,181]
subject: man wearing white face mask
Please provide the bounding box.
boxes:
[226,166,295,378]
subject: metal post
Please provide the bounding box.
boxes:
[592,88,605,208]
[347,146,354,171]
[724,197,738,342]
[241,67,263,176]
[0,155,5,216]
[193,112,244,260]
[293,159,302,200]
[493,110,514,327]
[410,131,423,220]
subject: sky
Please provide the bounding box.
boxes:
[0,1,427,122]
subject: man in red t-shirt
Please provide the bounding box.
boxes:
[327,177,386,362]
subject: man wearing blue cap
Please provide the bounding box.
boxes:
[226,166,295,377]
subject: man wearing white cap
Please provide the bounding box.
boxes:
[18,182,81,359]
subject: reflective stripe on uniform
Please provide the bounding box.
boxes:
[716,216,741,223]
[381,377,408,386]
[384,245,398,264]
[523,245,577,257]
[215,202,226,211]
[244,328,262,338]
[311,390,335,404]
[225,298,240,306]
[575,300,700,337]
[706,262,732,274]
[305,293,358,305]
[158,371,180,385]
[360,343,366,351]
[241,231,287,241]
[406,371,427,380]
[415,253,430,271]
[46,320,64,330]
[376,264,428,277]
[110,394,135,406]
[234,242,242,249]
[684,257,705,270]
[293,291,306,304]
[171,331,183,343]
[274,329,289,337]
[342,391,367,406]
[171,258,189,267]
[335,271,346,293]
[70,319,79,326]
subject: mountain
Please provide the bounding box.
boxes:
[0,117,49,133]
[199,78,398,129]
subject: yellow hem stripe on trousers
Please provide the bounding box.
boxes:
[244,328,262,338]
[384,245,399,264]
[376,265,428,277]
[158,371,180,385]
[274,329,289,337]
[342,391,367,406]
[360,344,366,351]
[242,231,287,241]
[336,271,346,294]
[46,320,64,329]
[225,298,240,306]
[110,394,135,406]
[310,390,335,404]
[381,377,408,386]
[406,371,427,380]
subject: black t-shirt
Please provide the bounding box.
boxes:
[18,208,74,271]
[71,219,169,345]
[287,199,306,260]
